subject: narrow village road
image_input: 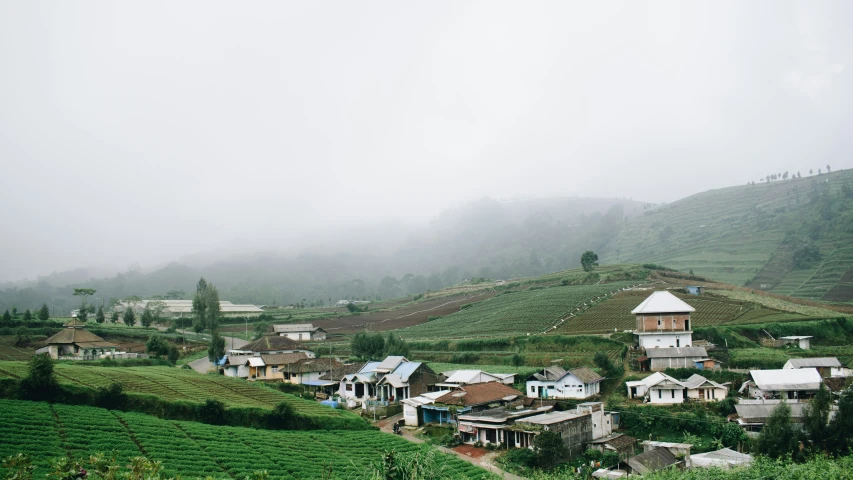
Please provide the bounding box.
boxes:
[185,333,248,373]
[376,414,526,480]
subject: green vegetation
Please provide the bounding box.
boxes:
[351,331,411,359]
[580,251,599,272]
[0,399,493,479]
[397,282,638,339]
[0,361,357,418]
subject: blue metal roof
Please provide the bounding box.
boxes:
[359,361,382,373]
[392,361,422,382]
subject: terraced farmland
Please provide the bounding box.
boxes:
[0,362,363,426]
[553,289,812,335]
[395,282,638,339]
[0,400,493,479]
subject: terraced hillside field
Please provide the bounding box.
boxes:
[553,289,813,335]
[0,400,493,479]
[395,282,638,339]
[0,362,363,427]
[601,168,853,290]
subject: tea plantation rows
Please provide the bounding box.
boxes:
[0,399,494,479]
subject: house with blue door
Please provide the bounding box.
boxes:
[406,382,524,427]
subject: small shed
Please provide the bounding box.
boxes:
[693,358,722,371]
[685,286,704,295]
[626,448,681,475]
[780,336,812,350]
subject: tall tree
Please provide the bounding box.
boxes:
[123,306,136,327]
[110,311,119,324]
[22,309,32,321]
[2,310,11,323]
[208,330,226,363]
[756,402,799,459]
[77,301,89,322]
[828,386,853,455]
[38,303,50,321]
[580,251,599,272]
[95,305,105,324]
[802,383,831,451]
[140,307,154,328]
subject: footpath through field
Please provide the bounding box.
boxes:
[376,414,526,480]
[182,331,248,373]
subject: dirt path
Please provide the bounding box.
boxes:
[184,332,248,374]
[375,414,525,479]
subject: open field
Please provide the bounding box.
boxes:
[0,362,362,425]
[552,288,822,335]
[310,291,498,334]
[395,282,638,339]
[0,399,493,479]
[425,362,540,377]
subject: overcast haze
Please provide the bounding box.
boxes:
[2,1,852,281]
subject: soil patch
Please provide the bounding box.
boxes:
[451,445,489,459]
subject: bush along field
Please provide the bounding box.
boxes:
[409,335,627,370]
[0,399,495,480]
[0,360,369,431]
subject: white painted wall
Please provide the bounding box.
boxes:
[527,374,600,399]
[648,387,685,404]
[637,332,692,348]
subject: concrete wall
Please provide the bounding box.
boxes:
[686,386,727,401]
[649,387,686,404]
[546,416,593,456]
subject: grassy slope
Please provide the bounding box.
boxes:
[0,362,361,422]
[0,399,493,479]
[601,168,853,297]
[395,282,640,339]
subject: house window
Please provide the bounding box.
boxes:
[657,319,661,327]
[346,384,353,391]
[272,366,279,374]
[658,390,662,399]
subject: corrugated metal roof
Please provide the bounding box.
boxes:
[376,356,407,372]
[391,361,422,382]
[444,370,497,384]
[273,323,316,333]
[644,347,707,358]
[691,448,752,468]
[750,368,822,391]
[247,357,265,367]
[735,402,807,421]
[359,361,382,374]
[784,357,841,369]
[627,448,679,474]
[631,291,695,314]
[516,410,584,425]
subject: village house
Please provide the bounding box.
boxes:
[586,434,637,463]
[420,382,526,425]
[338,356,442,408]
[735,400,809,434]
[626,372,728,404]
[783,357,851,378]
[39,320,118,360]
[457,405,554,447]
[526,366,605,399]
[690,448,752,469]
[434,369,515,389]
[118,300,264,318]
[638,346,709,372]
[780,335,812,350]
[401,390,451,427]
[742,368,823,399]
[273,323,327,341]
[236,335,315,357]
[632,291,695,349]
[625,448,682,476]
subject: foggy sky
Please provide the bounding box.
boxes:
[2,1,852,281]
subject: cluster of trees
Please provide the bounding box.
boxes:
[757,384,853,459]
[350,331,410,359]
[189,278,226,363]
[1,303,51,324]
[757,166,831,184]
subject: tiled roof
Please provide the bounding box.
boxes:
[291,358,342,373]
[435,382,523,407]
[46,327,110,345]
[320,363,364,381]
[569,367,605,384]
[242,335,309,353]
[259,352,309,366]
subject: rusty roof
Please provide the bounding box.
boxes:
[242,335,309,353]
[435,382,523,407]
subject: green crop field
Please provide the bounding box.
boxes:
[425,362,540,377]
[0,399,494,479]
[553,289,815,335]
[395,282,638,339]
[0,362,362,426]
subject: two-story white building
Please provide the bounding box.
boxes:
[632,291,695,349]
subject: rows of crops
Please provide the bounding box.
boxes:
[0,362,359,423]
[0,399,494,479]
[396,283,637,339]
[553,289,814,335]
